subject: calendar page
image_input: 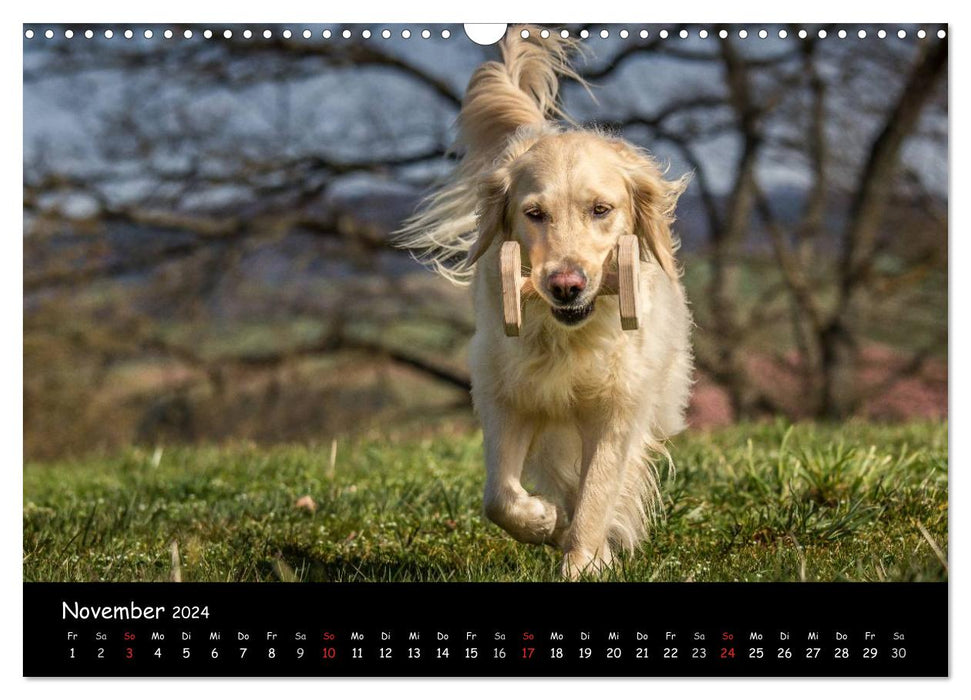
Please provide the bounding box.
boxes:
[22,22,948,677]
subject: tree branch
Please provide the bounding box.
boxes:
[838,37,948,303]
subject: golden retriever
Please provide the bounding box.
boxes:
[395,27,693,578]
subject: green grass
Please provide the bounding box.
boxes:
[23,421,948,583]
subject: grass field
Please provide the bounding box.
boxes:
[23,421,948,583]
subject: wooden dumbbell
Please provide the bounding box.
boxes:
[500,234,641,336]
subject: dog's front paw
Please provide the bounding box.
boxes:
[517,495,563,544]
[560,547,613,580]
[485,493,563,545]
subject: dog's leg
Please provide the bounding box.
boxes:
[523,426,581,548]
[561,413,633,578]
[480,404,564,544]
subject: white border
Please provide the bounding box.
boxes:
[9,0,960,24]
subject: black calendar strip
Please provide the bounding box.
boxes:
[24,582,947,677]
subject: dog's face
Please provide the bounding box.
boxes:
[471,130,687,328]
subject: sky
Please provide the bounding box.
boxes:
[23,24,947,212]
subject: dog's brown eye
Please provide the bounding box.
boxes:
[592,204,613,218]
[524,208,547,222]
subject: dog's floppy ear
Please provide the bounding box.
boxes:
[467,166,512,266]
[615,143,690,279]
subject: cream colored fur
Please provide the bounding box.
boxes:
[394,27,693,578]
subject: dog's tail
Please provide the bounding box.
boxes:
[392,26,584,285]
[457,26,583,162]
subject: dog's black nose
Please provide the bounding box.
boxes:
[548,269,587,304]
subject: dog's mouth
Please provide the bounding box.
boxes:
[550,300,595,326]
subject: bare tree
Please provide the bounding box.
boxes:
[588,26,947,419]
[23,25,947,456]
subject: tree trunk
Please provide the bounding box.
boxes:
[820,38,947,418]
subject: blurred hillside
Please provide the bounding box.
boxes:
[23,24,947,459]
